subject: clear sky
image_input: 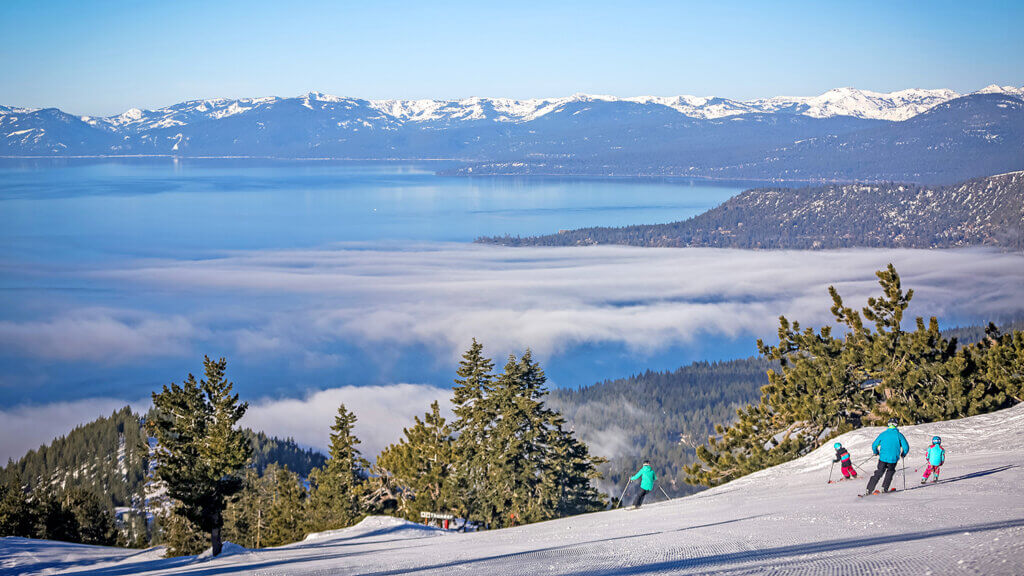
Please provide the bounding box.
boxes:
[2,0,1022,116]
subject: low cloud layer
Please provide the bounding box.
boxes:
[0,308,195,362]
[95,244,1024,362]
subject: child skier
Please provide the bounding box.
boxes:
[833,442,857,480]
[921,436,945,483]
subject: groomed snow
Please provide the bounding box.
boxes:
[3,404,1023,575]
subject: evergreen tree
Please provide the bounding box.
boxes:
[33,491,79,542]
[148,356,252,557]
[306,404,367,531]
[0,481,36,537]
[63,487,116,545]
[449,339,496,523]
[264,466,305,546]
[376,401,454,520]
[157,511,207,557]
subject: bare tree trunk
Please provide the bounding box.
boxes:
[211,511,223,557]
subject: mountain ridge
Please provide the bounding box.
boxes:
[478,170,1024,249]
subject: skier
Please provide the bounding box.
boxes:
[629,460,657,509]
[864,418,909,496]
[921,436,945,484]
[833,442,857,480]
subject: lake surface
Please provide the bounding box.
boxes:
[0,159,750,405]
[0,159,743,262]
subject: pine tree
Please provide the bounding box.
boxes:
[63,487,116,545]
[306,404,367,531]
[0,481,36,537]
[376,401,454,520]
[148,356,252,557]
[264,466,305,546]
[449,339,496,524]
[157,511,207,557]
[478,350,605,527]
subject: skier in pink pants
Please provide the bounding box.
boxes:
[921,436,945,483]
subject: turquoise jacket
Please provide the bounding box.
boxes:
[630,464,656,490]
[926,444,945,466]
[871,428,909,464]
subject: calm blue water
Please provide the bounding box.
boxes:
[0,159,752,404]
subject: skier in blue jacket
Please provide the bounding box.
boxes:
[864,418,909,495]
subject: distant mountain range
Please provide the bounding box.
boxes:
[478,171,1024,250]
[3,85,1023,183]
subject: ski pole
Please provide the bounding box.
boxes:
[658,485,671,502]
[902,456,907,490]
[827,460,835,483]
[616,479,631,509]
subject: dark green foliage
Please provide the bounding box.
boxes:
[61,487,116,545]
[224,465,307,548]
[148,356,252,557]
[306,404,368,532]
[245,431,326,478]
[157,511,207,557]
[447,344,606,528]
[480,172,1024,251]
[376,401,454,521]
[685,266,1024,487]
[0,481,36,537]
[547,357,772,496]
[449,339,496,523]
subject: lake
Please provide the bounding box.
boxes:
[0,159,749,405]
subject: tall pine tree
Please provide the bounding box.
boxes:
[376,401,454,520]
[449,340,496,523]
[148,356,252,557]
[306,404,368,531]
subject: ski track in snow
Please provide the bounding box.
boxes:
[3,405,1024,575]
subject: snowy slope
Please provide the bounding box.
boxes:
[3,404,1023,575]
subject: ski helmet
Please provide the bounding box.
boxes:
[932,436,941,444]
[887,417,899,428]
[833,442,842,450]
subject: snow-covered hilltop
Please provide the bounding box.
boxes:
[3,402,1022,575]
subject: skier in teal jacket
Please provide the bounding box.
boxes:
[629,461,657,509]
[864,418,910,495]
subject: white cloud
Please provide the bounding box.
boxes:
[0,397,149,463]
[100,244,1024,362]
[0,308,196,362]
[242,384,453,459]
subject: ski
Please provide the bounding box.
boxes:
[857,488,897,498]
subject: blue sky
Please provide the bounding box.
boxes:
[2,0,1023,116]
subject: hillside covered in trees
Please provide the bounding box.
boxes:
[547,358,772,497]
[480,171,1024,250]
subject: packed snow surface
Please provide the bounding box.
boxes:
[3,405,1023,575]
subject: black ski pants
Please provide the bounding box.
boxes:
[866,459,898,492]
[633,488,650,508]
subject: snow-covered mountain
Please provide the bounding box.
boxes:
[6,85,1020,131]
[4,403,1023,575]
[2,86,1022,185]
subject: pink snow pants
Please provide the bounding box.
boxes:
[922,464,941,478]
[841,464,857,478]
